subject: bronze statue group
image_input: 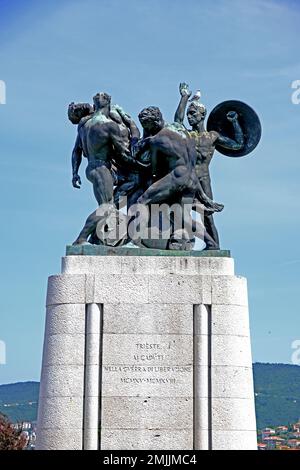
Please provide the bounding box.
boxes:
[68,83,261,251]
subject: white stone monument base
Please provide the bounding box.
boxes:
[36,248,257,450]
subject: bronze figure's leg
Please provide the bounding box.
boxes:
[73,165,114,245]
[198,175,220,250]
[137,172,178,205]
[87,165,114,207]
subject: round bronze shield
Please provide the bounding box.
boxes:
[207,100,262,157]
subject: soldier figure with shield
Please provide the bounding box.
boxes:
[174,82,261,250]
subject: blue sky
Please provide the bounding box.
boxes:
[0,0,300,384]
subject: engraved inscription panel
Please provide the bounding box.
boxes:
[102,334,193,398]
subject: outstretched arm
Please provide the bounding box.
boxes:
[217,111,244,150]
[174,82,192,124]
[72,134,83,188]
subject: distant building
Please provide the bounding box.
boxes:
[258,443,267,450]
[258,420,300,450]
[287,439,300,449]
[276,425,288,433]
[264,439,276,450]
[263,436,285,450]
[13,422,32,431]
[262,428,276,439]
[12,422,36,450]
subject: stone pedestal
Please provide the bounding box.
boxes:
[36,247,257,450]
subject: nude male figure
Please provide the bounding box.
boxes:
[134,106,223,248]
[174,83,244,249]
[70,92,139,244]
[71,92,138,207]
